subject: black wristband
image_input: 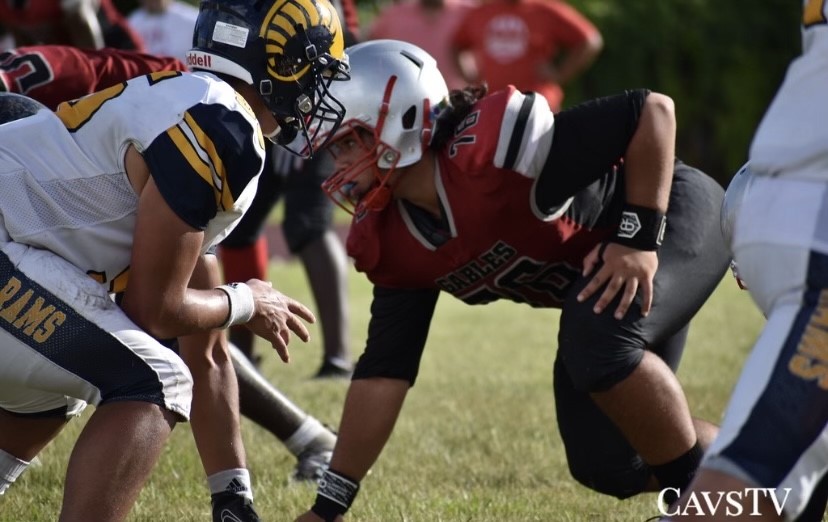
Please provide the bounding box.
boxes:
[612,204,667,251]
[311,469,360,521]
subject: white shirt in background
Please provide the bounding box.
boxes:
[128,1,198,60]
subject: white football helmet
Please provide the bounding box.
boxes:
[315,39,449,214]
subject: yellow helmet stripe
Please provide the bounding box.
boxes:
[260,0,290,38]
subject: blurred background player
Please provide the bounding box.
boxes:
[219,0,361,379]
[0,0,144,51]
[127,0,199,61]
[367,0,477,90]
[450,0,602,112]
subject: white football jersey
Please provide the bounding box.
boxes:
[749,0,828,180]
[0,70,266,293]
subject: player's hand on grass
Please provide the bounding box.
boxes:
[245,279,316,362]
[577,242,658,319]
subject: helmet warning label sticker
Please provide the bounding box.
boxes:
[213,21,249,48]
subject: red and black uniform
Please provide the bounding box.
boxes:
[350,87,731,499]
[0,45,186,110]
[0,0,144,50]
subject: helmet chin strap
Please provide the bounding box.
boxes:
[360,185,392,213]
[263,125,281,141]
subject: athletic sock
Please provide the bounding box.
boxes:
[651,441,704,504]
[219,236,270,283]
[284,416,328,456]
[208,468,253,501]
[0,449,29,495]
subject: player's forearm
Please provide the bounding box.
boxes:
[554,37,603,85]
[179,331,246,475]
[622,93,675,212]
[329,377,410,480]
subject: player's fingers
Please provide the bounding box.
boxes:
[639,277,654,317]
[271,335,290,363]
[577,266,609,303]
[582,249,598,277]
[594,275,624,314]
[614,279,639,320]
[288,299,316,324]
[286,313,311,343]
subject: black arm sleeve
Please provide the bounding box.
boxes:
[534,89,649,210]
[352,286,441,386]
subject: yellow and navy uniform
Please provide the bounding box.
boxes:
[0,70,265,293]
[0,71,264,419]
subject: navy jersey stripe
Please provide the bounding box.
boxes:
[143,102,264,230]
[721,250,828,487]
[503,92,535,171]
[0,251,165,407]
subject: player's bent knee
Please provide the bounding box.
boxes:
[557,311,644,392]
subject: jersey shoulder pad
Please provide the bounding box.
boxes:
[443,87,554,179]
[142,78,265,229]
[490,87,555,178]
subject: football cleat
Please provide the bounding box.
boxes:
[211,491,261,522]
[292,446,333,483]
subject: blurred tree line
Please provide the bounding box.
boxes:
[358,0,801,185]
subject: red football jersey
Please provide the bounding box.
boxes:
[346,87,619,308]
[0,46,187,110]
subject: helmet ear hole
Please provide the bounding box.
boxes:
[401,105,417,130]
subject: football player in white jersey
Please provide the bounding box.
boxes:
[666,2,828,520]
[0,0,348,520]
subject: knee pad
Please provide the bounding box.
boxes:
[0,93,48,125]
[557,290,645,392]
[566,458,647,500]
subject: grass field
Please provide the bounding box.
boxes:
[1,260,766,522]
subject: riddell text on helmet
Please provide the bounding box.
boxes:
[187,53,212,68]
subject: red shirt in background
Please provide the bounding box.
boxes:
[452,0,599,110]
[369,0,477,90]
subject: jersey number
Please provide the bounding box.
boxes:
[461,259,581,307]
[56,71,180,131]
[804,0,827,26]
[0,51,53,94]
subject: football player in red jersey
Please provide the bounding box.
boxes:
[295,40,731,521]
[0,43,339,512]
[0,0,144,51]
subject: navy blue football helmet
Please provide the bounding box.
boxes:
[189,0,349,156]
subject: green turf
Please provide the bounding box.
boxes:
[0,261,768,521]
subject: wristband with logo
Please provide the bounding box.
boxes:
[612,204,667,251]
[311,469,360,521]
